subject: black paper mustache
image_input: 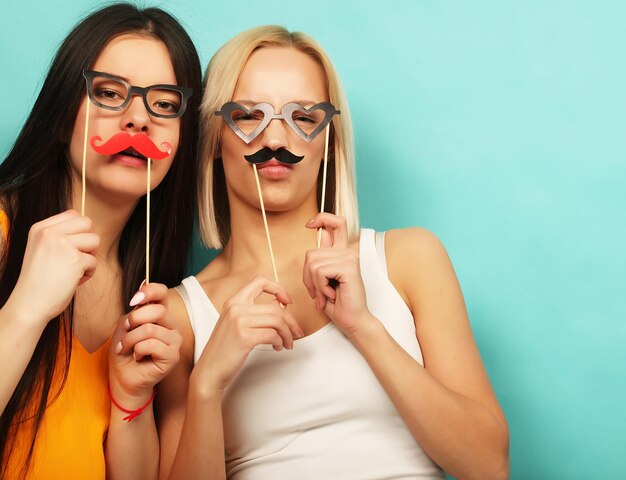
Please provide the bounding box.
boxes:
[244,147,304,165]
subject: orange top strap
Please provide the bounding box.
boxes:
[0,210,9,240]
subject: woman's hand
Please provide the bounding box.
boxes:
[304,213,376,338]
[109,282,182,406]
[9,209,99,326]
[194,276,303,394]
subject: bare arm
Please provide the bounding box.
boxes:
[0,298,48,415]
[106,283,182,480]
[0,210,98,415]
[164,368,228,480]
[353,228,509,479]
[303,215,509,480]
[106,392,160,480]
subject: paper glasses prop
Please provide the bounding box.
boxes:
[81,69,191,282]
[215,101,340,282]
[216,101,339,144]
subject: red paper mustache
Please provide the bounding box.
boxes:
[90,132,172,160]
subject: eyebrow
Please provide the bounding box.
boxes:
[98,71,131,82]
[96,71,178,86]
[232,99,324,109]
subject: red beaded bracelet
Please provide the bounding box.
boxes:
[107,384,157,422]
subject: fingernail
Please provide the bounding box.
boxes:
[124,318,130,331]
[129,291,145,307]
[115,341,122,354]
[139,279,147,288]
[306,219,315,227]
[132,351,137,362]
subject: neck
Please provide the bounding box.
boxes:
[223,194,320,277]
[70,178,139,263]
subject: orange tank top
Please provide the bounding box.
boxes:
[5,335,111,480]
[1,212,111,478]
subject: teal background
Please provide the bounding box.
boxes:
[2,1,625,477]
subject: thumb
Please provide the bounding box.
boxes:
[110,315,130,354]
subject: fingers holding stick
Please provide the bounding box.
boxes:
[306,213,349,249]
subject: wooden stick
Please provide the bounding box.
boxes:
[81,100,90,216]
[146,158,151,284]
[317,125,331,248]
[252,163,279,283]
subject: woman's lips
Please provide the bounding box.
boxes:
[112,151,149,168]
[255,159,292,179]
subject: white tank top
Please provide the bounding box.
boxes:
[176,229,444,479]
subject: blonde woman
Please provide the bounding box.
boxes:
[158,26,509,480]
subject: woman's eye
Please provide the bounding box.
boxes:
[234,113,261,122]
[154,100,178,112]
[294,115,315,124]
[96,89,123,100]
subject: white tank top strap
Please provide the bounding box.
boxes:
[359,228,389,283]
[174,281,191,317]
[374,230,388,277]
[176,276,220,364]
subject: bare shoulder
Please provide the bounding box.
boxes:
[167,286,190,324]
[385,227,450,266]
[194,253,249,311]
[386,227,508,431]
[384,227,459,313]
[167,287,194,368]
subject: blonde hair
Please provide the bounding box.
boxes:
[198,25,359,248]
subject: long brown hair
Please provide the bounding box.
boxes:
[0,4,201,477]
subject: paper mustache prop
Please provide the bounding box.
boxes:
[244,147,304,165]
[90,132,171,160]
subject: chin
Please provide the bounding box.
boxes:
[89,176,157,204]
[258,194,308,213]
